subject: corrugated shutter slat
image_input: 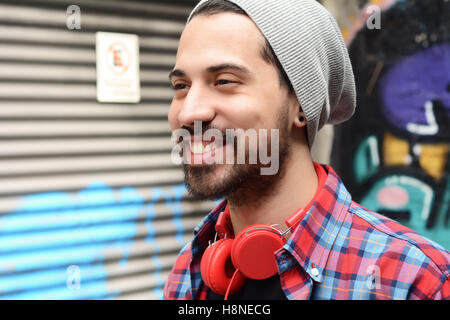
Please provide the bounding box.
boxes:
[0,0,209,300]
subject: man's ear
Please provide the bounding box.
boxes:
[294,108,307,128]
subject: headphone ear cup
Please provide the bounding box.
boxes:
[231,224,285,280]
[200,238,246,296]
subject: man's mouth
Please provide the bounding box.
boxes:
[187,136,228,165]
[190,140,218,154]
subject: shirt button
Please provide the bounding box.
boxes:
[311,267,319,277]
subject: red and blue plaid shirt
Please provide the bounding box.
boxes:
[164,164,450,300]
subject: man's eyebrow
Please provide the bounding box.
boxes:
[168,69,185,81]
[168,63,252,81]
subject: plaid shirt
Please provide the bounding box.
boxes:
[164,164,450,300]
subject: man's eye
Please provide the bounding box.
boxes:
[172,83,188,90]
[171,80,236,90]
[216,79,235,86]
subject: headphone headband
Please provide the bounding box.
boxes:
[215,205,306,239]
[215,205,233,239]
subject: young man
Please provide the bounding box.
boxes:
[164,0,450,300]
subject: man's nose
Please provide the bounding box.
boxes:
[177,84,215,128]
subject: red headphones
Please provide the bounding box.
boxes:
[200,205,306,297]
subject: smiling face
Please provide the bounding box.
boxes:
[168,12,300,203]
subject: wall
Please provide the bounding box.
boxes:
[0,0,218,299]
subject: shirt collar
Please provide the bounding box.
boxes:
[191,164,352,283]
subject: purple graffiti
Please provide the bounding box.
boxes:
[379,43,450,139]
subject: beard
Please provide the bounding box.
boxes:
[183,109,291,207]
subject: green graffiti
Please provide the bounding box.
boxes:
[354,136,380,184]
[360,175,449,249]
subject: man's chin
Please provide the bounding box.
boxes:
[183,163,232,200]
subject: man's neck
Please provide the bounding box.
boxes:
[227,148,318,236]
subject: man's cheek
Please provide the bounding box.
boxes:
[167,103,180,130]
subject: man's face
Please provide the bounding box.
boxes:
[168,12,296,202]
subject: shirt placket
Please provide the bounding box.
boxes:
[276,249,314,300]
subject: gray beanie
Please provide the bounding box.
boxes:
[187,0,356,147]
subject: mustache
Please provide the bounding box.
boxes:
[174,122,227,144]
[181,122,224,135]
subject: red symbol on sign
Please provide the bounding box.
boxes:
[107,42,131,75]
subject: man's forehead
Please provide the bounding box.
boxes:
[178,12,264,55]
[174,13,266,76]
[183,11,261,35]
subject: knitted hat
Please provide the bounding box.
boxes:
[187,0,356,147]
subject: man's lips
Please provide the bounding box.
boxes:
[185,137,229,165]
[189,139,222,154]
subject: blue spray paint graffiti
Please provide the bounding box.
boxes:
[0,182,187,299]
[144,184,186,299]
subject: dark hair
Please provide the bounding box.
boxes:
[190,0,294,93]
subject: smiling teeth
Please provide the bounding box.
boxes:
[191,142,215,154]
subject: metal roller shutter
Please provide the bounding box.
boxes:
[0,0,216,299]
